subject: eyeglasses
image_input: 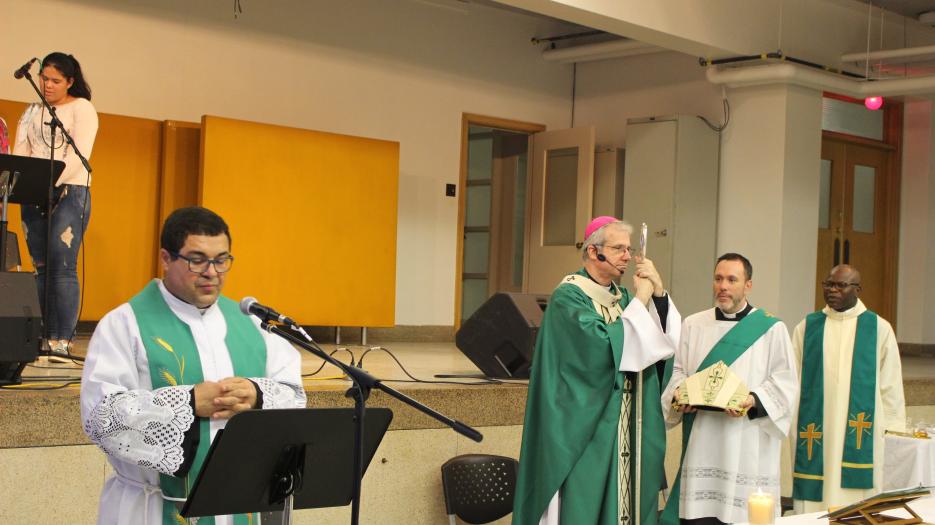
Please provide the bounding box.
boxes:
[171,252,234,274]
[821,280,859,291]
[596,244,635,256]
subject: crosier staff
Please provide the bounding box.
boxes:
[634,222,649,525]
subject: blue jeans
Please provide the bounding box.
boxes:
[21,185,91,340]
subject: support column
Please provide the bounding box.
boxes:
[898,100,935,343]
[718,83,823,327]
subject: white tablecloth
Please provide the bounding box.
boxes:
[884,434,935,491]
[762,495,935,525]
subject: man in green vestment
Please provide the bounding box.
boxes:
[791,265,905,513]
[80,207,307,525]
[514,216,681,525]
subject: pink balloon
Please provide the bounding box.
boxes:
[864,96,884,110]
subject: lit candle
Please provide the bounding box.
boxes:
[748,488,775,525]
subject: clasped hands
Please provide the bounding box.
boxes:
[632,256,665,305]
[672,387,755,418]
[193,377,257,419]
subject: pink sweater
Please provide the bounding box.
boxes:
[13,98,98,186]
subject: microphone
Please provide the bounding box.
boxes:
[13,57,37,79]
[596,253,624,273]
[240,296,296,326]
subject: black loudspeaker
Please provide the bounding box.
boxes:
[0,272,41,386]
[455,292,549,379]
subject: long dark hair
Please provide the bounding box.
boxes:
[41,52,91,100]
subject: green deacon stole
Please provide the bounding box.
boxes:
[129,280,267,525]
[792,310,878,501]
[660,309,780,525]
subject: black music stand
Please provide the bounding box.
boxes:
[181,407,393,525]
[0,154,63,272]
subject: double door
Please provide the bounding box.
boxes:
[816,138,895,319]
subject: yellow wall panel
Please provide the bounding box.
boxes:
[200,115,398,327]
[82,114,162,319]
[160,121,200,224]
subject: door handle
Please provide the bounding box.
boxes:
[575,242,583,249]
[833,238,840,266]
[844,239,850,264]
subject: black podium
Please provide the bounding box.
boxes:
[0,153,63,272]
[0,154,62,378]
[181,407,392,524]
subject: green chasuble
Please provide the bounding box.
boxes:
[793,310,878,501]
[660,309,780,525]
[513,269,669,525]
[129,280,267,525]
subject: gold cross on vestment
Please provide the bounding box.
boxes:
[849,412,873,450]
[799,423,822,461]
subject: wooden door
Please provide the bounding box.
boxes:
[525,126,595,294]
[455,114,544,326]
[816,138,894,318]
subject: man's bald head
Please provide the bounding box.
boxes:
[829,265,861,284]
[822,265,862,312]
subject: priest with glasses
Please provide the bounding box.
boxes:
[791,264,906,513]
[80,206,306,525]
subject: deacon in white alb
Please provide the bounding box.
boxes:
[661,253,799,525]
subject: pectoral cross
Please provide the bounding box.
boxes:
[799,423,822,461]
[848,412,873,450]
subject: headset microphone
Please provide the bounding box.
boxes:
[596,252,624,273]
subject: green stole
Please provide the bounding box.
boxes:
[129,280,266,525]
[660,308,780,525]
[792,309,878,501]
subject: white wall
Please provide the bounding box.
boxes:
[578,54,824,325]
[575,52,725,147]
[580,50,935,340]
[898,100,935,343]
[5,0,935,336]
[0,0,576,326]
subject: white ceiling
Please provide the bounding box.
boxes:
[858,0,935,18]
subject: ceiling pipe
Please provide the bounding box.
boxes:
[705,62,935,98]
[842,44,935,65]
[542,39,667,63]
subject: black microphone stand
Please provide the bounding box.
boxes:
[17,67,92,352]
[258,319,483,525]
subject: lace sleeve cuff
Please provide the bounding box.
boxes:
[251,377,307,409]
[83,386,196,476]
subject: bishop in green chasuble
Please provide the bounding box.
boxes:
[514,217,680,525]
